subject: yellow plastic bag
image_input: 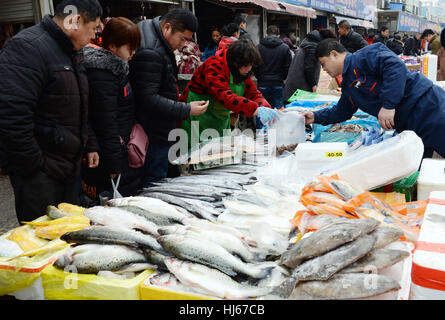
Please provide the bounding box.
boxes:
[41,266,153,300]
[0,244,69,296]
[7,227,48,251]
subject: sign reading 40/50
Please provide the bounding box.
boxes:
[325,151,344,158]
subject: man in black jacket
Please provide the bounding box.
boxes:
[129,9,208,187]
[338,20,368,53]
[404,33,421,56]
[254,25,292,113]
[373,26,390,45]
[387,32,404,55]
[0,0,102,222]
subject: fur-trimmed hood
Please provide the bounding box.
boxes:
[83,46,129,85]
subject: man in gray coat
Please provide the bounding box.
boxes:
[284,29,336,102]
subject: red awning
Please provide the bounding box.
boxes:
[219,0,282,11]
[278,1,316,19]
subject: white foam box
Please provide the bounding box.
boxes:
[421,54,438,81]
[410,191,445,299]
[417,159,445,201]
[294,142,348,176]
[323,130,424,191]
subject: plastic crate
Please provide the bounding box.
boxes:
[371,171,419,202]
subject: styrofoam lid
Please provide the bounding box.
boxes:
[418,159,445,186]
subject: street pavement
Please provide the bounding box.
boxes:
[0,175,19,235]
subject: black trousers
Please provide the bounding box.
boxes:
[9,171,79,223]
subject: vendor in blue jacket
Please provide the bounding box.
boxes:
[301,39,445,158]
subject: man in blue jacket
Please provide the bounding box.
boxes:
[301,39,445,158]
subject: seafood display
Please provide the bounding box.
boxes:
[0,133,420,301]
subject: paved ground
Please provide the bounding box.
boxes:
[0,175,19,235]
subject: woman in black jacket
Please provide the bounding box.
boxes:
[82,17,142,202]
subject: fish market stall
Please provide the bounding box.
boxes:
[0,104,440,300]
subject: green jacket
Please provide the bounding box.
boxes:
[430,34,442,55]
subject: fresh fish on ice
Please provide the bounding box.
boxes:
[158,225,257,262]
[60,225,167,254]
[370,226,404,249]
[340,248,410,273]
[288,273,401,300]
[182,217,258,247]
[106,196,188,226]
[158,234,274,279]
[279,222,363,268]
[83,206,159,236]
[54,244,149,274]
[165,258,273,299]
[272,234,376,298]
[142,192,220,221]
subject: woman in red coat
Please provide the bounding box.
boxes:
[180,40,278,149]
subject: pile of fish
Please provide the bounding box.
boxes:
[51,196,284,299]
[327,123,365,133]
[262,217,410,300]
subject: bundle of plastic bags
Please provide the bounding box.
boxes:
[291,174,425,242]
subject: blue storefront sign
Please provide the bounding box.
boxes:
[335,0,357,17]
[310,0,375,22]
[310,0,336,12]
[389,3,403,11]
[398,12,420,32]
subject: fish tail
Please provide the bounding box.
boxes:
[250,264,275,279]
[270,276,299,298]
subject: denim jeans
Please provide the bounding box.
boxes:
[141,142,170,187]
[257,86,284,129]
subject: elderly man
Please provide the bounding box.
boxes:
[338,20,368,53]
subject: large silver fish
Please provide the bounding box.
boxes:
[370,226,404,249]
[323,217,381,234]
[54,244,149,274]
[83,206,159,236]
[272,234,376,298]
[60,225,167,255]
[340,248,410,273]
[158,234,274,279]
[142,184,231,202]
[158,225,256,262]
[288,273,401,300]
[157,176,243,191]
[181,217,258,247]
[279,222,363,268]
[165,258,273,299]
[106,197,188,226]
[142,192,220,222]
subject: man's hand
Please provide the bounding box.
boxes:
[190,100,209,116]
[378,107,395,130]
[312,85,317,93]
[83,152,99,168]
[301,111,315,125]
